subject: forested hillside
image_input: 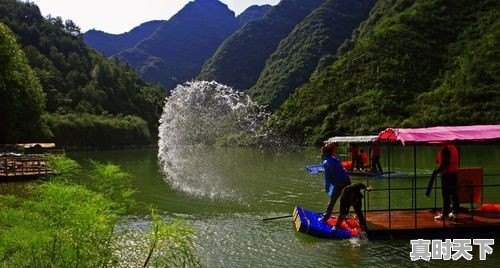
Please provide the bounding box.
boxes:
[248,0,376,110]
[271,0,500,144]
[83,20,164,57]
[116,0,239,90]
[2,0,498,147]
[0,0,165,146]
[198,0,324,90]
[0,23,47,142]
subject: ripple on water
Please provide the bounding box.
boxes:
[122,214,500,268]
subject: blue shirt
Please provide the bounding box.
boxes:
[323,155,351,196]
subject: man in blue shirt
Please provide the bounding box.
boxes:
[320,143,351,222]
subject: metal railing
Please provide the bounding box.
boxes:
[0,155,52,177]
[361,174,500,230]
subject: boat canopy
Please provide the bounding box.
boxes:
[325,135,378,144]
[377,125,500,145]
[17,143,56,149]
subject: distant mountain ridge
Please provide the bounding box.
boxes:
[83,0,272,90]
[197,0,325,90]
[80,0,499,146]
[237,5,272,26]
[83,20,164,56]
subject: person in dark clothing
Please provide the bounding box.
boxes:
[433,143,460,221]
[319,143,351,222]
[369,142,383,174]
[348,144,361,171]
[334,183,372,231]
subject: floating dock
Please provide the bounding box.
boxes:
[0,155,54,180]
[365,208,500,239]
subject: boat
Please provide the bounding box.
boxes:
[305,164,406,178]
[300,125,500,239]
[306,134,390,176]
[293,206,363,239]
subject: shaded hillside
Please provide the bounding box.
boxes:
[0,0,165,145]
[248,0,376,110]
[198,0,324,90]
[117,0,239,89]
[83,20,163,56]
[407,9,500,126]
[271,0,500,144]
[237,5,271,26]
[0,23,47,143]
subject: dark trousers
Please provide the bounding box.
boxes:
[335,197,367,230]
[371,156,383,173]
[323,182,350,220]
[441,172,459,215]
[351,158,362,171]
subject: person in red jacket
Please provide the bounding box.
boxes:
[434,143,460,221]
[369,142,383,174]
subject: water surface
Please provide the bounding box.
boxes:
[68,144,500,267]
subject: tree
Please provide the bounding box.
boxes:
[0,23,48,143]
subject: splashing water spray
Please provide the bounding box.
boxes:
[158,81,270,199]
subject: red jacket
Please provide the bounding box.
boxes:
[437,144,459,173]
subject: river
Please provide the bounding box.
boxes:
[66,144,500,267]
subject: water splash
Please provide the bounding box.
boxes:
[158,81,269,198]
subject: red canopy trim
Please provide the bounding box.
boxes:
[377,125,500,145]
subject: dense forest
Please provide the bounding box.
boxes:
[270,0,500,144]
[248,0,376,110]
[2,0,499,147]
[0,0,165,147]
[197,0,325,90]
[0,23,47,142]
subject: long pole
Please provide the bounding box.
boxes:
[414,144,417,229]
[262,215,293,221]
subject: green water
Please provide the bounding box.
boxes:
[65,144,500,267]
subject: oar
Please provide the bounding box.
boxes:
[425,169,438,197]
[262,215,293,221]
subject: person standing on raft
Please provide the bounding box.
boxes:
[319,143,351,222]
[432,143,460,221]
[333,183,372,232]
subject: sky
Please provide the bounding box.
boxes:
[29,0,281,34]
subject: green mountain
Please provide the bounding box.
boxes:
[248,0,376,110]
[117,0,240,90]
[0,23,47,142]
[271,0,500,144]
[198,0,325,90]
[0,0,165,146]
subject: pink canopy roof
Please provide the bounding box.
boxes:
[377,125,500,145]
